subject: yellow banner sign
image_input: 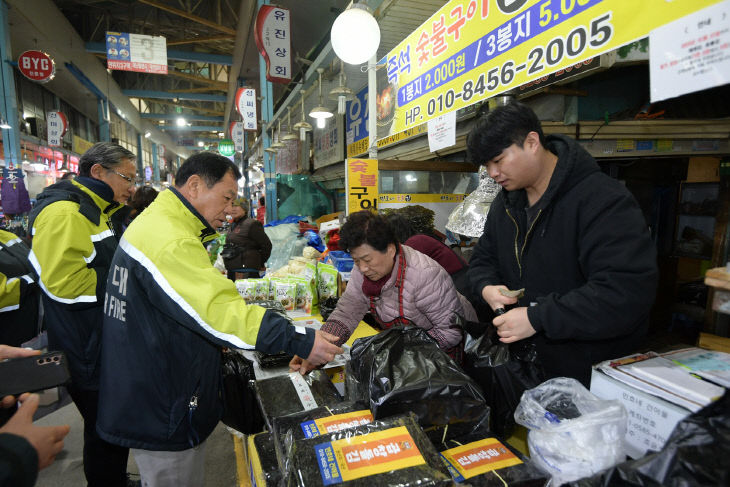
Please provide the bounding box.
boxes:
[346,158,379,214]
[347,124,428,158]
[385,0,719,134]
[73,135,95,155]
[379,194,465,204]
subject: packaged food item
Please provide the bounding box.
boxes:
[247,432,282,486]
[282,412,451,486]
[290,276,317,314]
[273,278,297,311]
[235,279,257,303]
[317,263,339,300]
[254,370,342,430]
[255,278,270,301]
[272,401,372,444]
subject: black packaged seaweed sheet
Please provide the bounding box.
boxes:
[272,401,372,443]
[437,431,548,486]
[254,350,294,368]
[247,431,282,486]
[254,370,342,429]
[284,412,452,487]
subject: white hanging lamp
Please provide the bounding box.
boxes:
[309,68,333,129]
[293,91,312,141]
[264,127,278,153]
[329,59,355,115]
[282,108,299,141]
[331,2,380,65]
[270,120,285,149]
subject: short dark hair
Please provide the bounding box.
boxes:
[60,171,77,180]
[78,142,136,177]
[339,210,397,253]
[174,152,242,188]
[130,186,158,213]
[384,213,414,243]
[467,101,547,165]
[259,196,265,206]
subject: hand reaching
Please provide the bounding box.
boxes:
[0,346,41,408]
[289,330,343,375]
[0,393,70,470]
[493,306,536,343]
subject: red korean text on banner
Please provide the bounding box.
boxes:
[18,50,55,83]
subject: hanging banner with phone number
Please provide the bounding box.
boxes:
[385,0,720,135]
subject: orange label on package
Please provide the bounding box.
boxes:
[440,438,522,481]
[300,410,374,438]
[314,426,424,484]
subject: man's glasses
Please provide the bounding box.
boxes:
[109,169,140,187]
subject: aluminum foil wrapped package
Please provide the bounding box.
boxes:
[446,166,501,238]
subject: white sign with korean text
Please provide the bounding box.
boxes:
[231,122,245,152]
[47,111,67,147]
[427,110,456,152]
[235,88,258,131]
[254,6,292,83]
[650,2,730,102]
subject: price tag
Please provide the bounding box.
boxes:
[289,372,318,410]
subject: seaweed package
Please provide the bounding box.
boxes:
[247,431,283,486]
[317,263,339,300]
[345,327,490,432]
[284,412,452,487]
[254,370,343,429]
[235,279,257,303]
[436,429,549,486]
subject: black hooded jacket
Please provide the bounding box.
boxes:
[468,134,658,386]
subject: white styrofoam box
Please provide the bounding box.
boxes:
[590,368,692,459]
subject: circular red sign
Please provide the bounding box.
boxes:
[17,50,55,82]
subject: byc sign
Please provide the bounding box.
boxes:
[18,50,56,83]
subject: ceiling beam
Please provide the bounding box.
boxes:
[167,34,235,46]
[141,113,224,122]
[161,125,223,132]
[167,70,227,90]
[169,86,226,93]
[137,0,237,35]
[123,89,226,102]
[141,99,224,115]
[86,42,233,65]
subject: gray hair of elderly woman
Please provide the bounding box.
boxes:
[78,142,136,177]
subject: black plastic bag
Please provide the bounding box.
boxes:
[463,320,544,438]
[283,412,452,486]
[319,296,338,321]
[569,390,730,486]
[220,350,265,434]
[346,327,490,432]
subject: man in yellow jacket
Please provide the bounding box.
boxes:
[29,142,137,487]
[97,152,342,486]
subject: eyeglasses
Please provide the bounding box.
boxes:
[109,169,139,187]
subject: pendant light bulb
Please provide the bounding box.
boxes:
[293,91,312,141]
[317,117,326,129]
[309,68,333,127]
[329,60,354,116]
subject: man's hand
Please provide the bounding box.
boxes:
[0,346,41,408]
[289,355,315,375]
[493,307,536,343]
[299,330,343,373]
[481,285,519,310]
[0,394,70,470]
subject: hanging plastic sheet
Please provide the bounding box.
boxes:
[568,390,730,486]
[463,316,544,438]
[345,327,490,433]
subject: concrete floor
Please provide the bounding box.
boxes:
[33,400,241,486]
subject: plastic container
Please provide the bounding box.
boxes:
[327,250,354,272]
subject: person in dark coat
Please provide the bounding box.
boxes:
[222,198,272,280]
[466,101,658,387]
[0,229,41,347]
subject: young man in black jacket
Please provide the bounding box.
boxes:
[466,101,658,387]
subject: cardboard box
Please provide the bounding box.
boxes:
[590,369,692,459]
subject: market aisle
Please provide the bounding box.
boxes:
[33,401,241,486]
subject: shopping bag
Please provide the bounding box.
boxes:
[220,349,264,434]
[463,313,545,437]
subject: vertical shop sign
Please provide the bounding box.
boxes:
[650,2,730,103]
[230,122,245,152]
[17,50,55,82]
[47,111,68,147]
[345,158,378,215]
[254,6,292,83]
[313,116,345,169]
[383,0,718,135]
[235,88,258,131]
[106,31,168,74]
[157,144,165,158]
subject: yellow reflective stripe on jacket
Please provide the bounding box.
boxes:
[124,188,267,347]
[30,181,116,304]
[0,230,29,312]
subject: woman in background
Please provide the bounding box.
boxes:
[256,195,266,225]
